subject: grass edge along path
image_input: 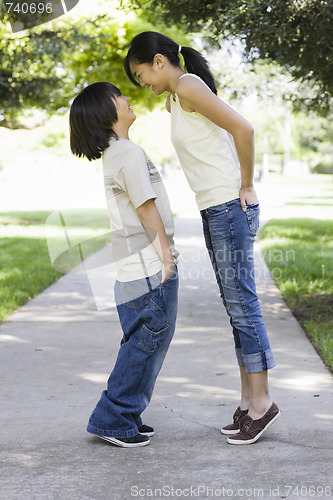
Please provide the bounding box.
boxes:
[0,210,111,323]
[259,218,333,373]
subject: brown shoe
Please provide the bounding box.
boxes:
[227,402,280,445]
[220,406,249,435]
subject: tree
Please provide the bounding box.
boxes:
[0,0,73,33]
[130,0,333,115]
[0,2,188,128]
[201,41,333,173]
[293,114,333,174]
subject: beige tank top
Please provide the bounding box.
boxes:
[170,74,241,210]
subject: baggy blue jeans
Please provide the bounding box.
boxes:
[200,198,275,373]
[87,267,178,438]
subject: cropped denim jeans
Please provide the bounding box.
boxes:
[201,198,275,373]
[87,267,178,438]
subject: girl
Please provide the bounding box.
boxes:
[69,81,178,447]
[124,32,280,445]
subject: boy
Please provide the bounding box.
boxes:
[69,82,178,447]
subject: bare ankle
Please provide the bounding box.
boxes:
[248,398,272,420]
[240,397,250,411]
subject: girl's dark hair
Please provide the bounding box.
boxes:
[69,82,121,161]
[124,31,217,95]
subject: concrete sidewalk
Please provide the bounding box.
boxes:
[1,216,332,500]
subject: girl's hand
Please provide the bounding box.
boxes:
[239,186,258,212]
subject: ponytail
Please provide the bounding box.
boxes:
[180,46,217,95]
[124,31,217,95]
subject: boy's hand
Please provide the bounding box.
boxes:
[161,259,175,283]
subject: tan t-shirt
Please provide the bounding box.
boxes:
[103,138,178,282]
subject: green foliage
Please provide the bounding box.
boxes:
[0,14,148,127]
[37,131,66,149]
[211,54,294,161]
[131,0,333,114]
[291,113,333,172]
[210,49,333,167]
[1,0,61,32]
[311,157,333,175]
[0,3,189,128]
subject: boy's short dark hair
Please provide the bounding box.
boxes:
[69,82,121,161]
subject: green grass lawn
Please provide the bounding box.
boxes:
[0,210,111,322]
[260,218,333,372]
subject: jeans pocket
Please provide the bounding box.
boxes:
[206,204,228,216]
[139,298,169,353]
[140,324,169,353]
[160,265,177,287]
[245,203,260,234]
